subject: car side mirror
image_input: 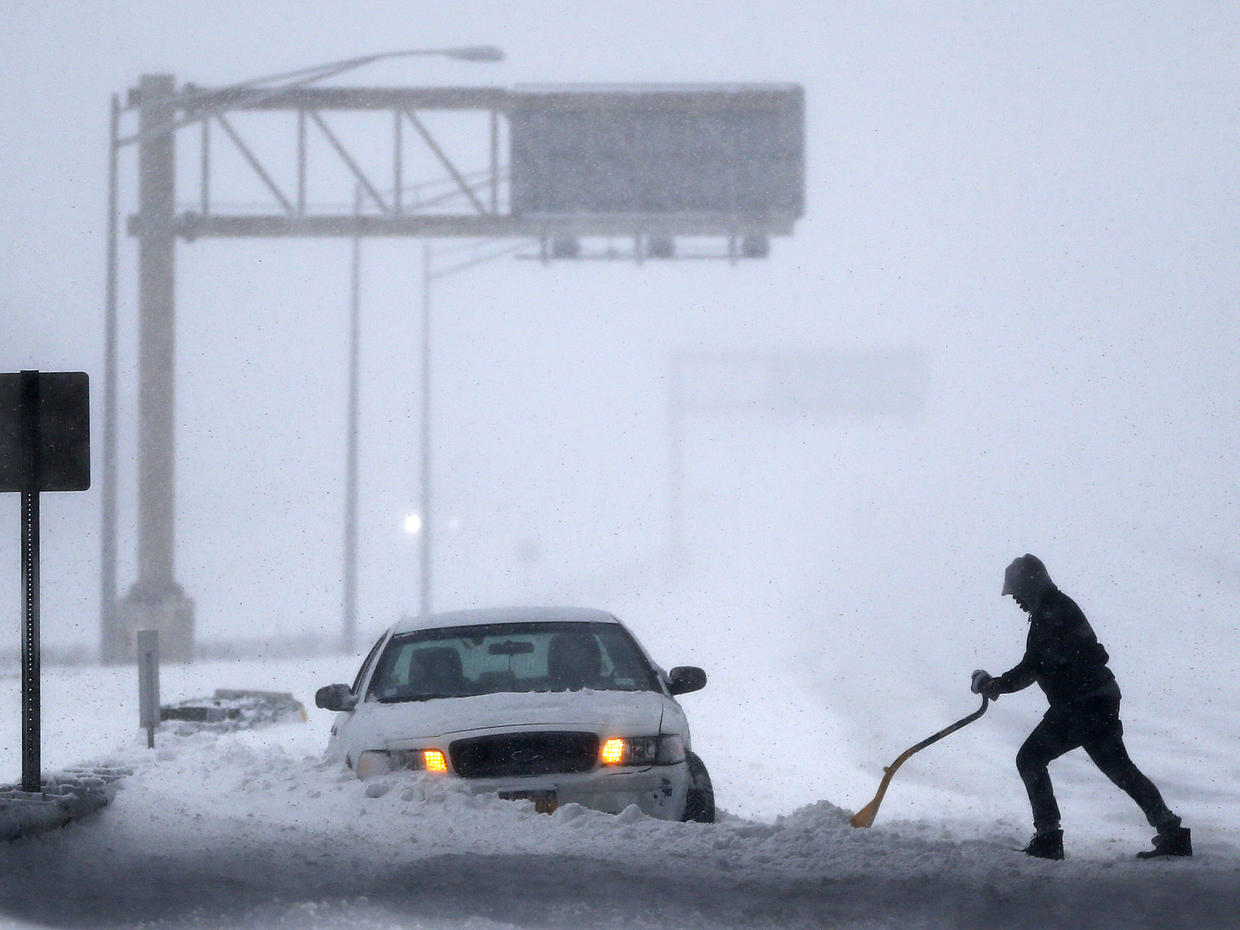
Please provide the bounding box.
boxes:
[315,684,357,712]
[667,666,707,696]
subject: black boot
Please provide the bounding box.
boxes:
[1021,829,1064,860]
[1137,826,1192,859]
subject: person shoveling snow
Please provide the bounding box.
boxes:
[972,553,1191,860]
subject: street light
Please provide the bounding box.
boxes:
[347,218,525,632]
[417,238,531,618]
[197,46,505,96]
[433,46,505,62]
[337,51,506,652]
[239,46,505,82]
[103,47,505,661]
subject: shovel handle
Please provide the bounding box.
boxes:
[850,696,988,828]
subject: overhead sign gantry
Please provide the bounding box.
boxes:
[104,69,805,662]
[147,81,804,246]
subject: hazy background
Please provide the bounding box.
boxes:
[2,1,1237,737]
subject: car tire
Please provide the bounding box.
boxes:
[681,752,715,823]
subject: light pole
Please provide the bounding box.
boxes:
[103,47,505,662]
[416,238,528,617]
[419,242,433,617]
[346,230,525,629]
[348,232,528,626]
[342,186,363,655]
[101,93,121,663]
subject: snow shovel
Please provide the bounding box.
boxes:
[850,695,989,828]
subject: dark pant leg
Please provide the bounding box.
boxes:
[1077,701,1176,829]
[1015,710,1080,833]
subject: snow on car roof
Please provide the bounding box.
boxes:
[390,606,622,635]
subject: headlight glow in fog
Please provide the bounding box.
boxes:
[356,748,448,777]
[423,749,448,773]
[598,735,685,766]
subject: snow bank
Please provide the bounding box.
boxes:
[0,686,1236,929]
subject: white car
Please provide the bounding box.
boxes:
[316,607,714,822]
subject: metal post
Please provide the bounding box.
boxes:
[20,371,41,793]
[119,74,194,663]
[137,630,160,749]
[342,187,361,653]
[668,355,686,569]
[419,242,433,616]
[135,74,178,598]
[199,115,210,216]
[101,94,121,664]
[297,107,307,217]
[490,109,499,214]
[394,111,403,215]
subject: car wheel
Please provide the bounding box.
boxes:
[681,752,715,823]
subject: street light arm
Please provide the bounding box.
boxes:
[183,55,384,99]
[176,45,503,99]
[117,46,504,148]
[184,47,501,98]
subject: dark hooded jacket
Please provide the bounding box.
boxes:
[993,556,1118,706]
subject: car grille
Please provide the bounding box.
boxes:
[449,731,600,779]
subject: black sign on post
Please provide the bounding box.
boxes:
[0,372,91,492]
[0,371,90,793]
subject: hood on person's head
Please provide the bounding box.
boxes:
[1002,554,1054,608]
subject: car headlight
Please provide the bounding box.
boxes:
[599,735,685,767]
[356,748,449,778]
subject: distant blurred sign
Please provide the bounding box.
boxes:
[675,350,929,417]
[509,85,804,226]
[0,372,91,492]
[666,349,928,561]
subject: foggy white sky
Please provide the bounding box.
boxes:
[2,2,1238,663]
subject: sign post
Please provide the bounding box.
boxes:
[20,372,42,793]
[137,630,160,748]
[1,371,90,792]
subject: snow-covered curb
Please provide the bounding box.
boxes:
[0,769,128,842]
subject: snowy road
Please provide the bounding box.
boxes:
[4,774,1237,930]
[1,653,1237,929]
[2,730,1237,930]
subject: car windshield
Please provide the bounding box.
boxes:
[365,621,661,702]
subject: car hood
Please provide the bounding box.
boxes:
[363,689,670,745]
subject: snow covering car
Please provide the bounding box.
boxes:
[316,607,714,822]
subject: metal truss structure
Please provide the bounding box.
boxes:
[102,70,804,662]
[146,85,509,240]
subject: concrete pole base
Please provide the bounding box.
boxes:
[116,591,195,662]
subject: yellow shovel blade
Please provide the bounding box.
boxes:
[850,797,881,828]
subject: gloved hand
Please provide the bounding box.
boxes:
[971,669,998,699]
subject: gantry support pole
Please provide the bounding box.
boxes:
[117,74,195,662]
[100,94,122,664]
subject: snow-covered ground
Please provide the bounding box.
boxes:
[1,576,1237,929]
[4,3,1239,927]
